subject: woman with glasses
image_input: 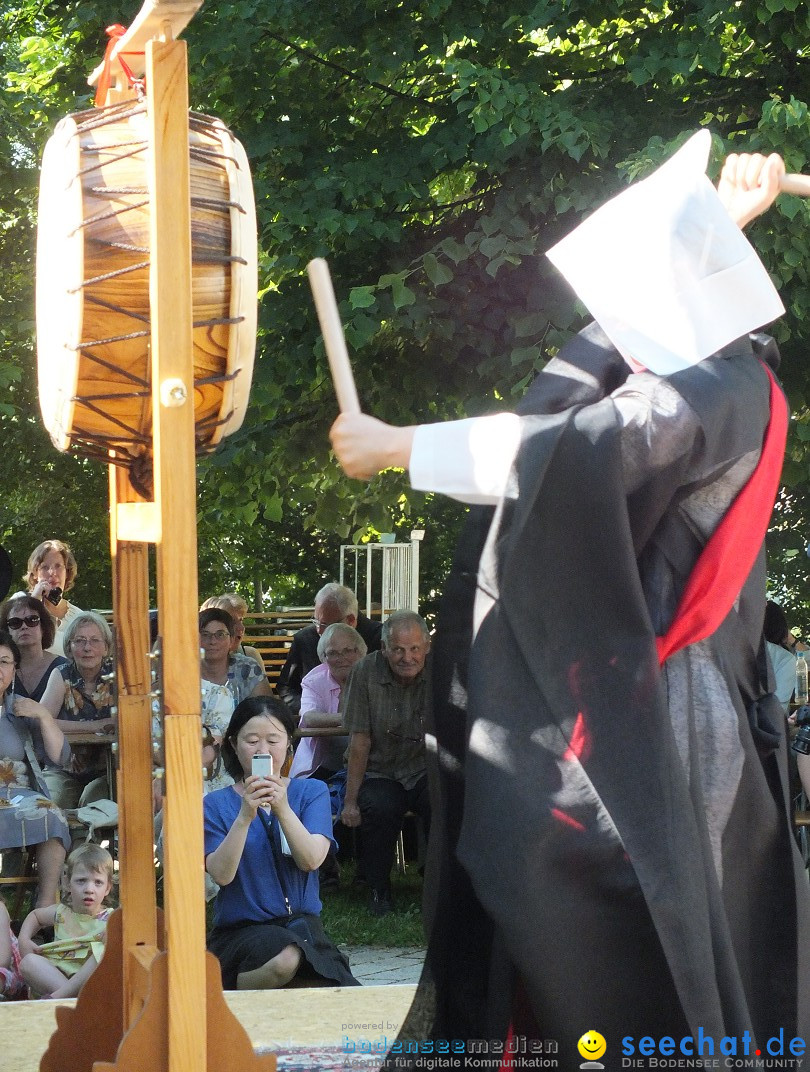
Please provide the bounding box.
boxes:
[25,540,83,657]
[199,609,271,794]
[289,623,366,781]
[0,596,67,702]
[36,612,115,809]
[200,594,264,670]
[0,629,71,906]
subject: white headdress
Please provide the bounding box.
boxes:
[546,130,785,375]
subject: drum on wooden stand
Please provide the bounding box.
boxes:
[36,99,256,488]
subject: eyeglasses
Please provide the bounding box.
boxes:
[200,630,230,641]
[72,636,104,648]
[7,616,41,629]
[324,647,360,661]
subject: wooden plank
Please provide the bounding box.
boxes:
[146,37,207,1072]
[2,984,417,1072]
[87,0,203,87]
[109,466,161,1030]
[116,502,162,544]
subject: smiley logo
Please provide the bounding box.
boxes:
[577,1030,607,1065]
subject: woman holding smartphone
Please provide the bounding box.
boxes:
[203,695,357,990]
[25,540,83,658]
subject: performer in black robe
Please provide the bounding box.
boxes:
[330,134,810,1063]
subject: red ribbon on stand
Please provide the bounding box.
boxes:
[94,23,145,107]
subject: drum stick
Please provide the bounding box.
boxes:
[781,173,810,197]
[307,258,362,415]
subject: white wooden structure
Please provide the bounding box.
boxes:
[339,530,424,618]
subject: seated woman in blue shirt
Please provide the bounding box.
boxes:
[204,695,358,989]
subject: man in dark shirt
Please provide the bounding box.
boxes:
[275,582,382,716]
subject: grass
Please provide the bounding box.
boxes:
[320,859,426,948]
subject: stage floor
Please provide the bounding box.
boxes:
[1,983,418,1072]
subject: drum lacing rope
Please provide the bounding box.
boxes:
[72,99,145,128]
[191,196,248,216]
[78,330,151,351]
[75,350,149,388]
[90,185,149,196]
[72,404,150,443]
[72,201,150,236]
[85,294,150,326]
[94,25,145,107]
[86,237,149,255]
[78,143,148,179]
[75,316,246,360]
[69,259,150,291]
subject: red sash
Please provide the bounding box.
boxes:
[656,362,788,664]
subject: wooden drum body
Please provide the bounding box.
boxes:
[36,100,257,468]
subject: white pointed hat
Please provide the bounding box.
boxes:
[546,130,785,375]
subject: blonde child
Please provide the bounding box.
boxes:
[0,896,25,999]
[19,842,113,998]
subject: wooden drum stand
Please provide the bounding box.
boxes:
[35,3,273,1070]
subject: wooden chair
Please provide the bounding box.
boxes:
[0,847,38,919]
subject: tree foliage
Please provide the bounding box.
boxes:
[3,1,810,622]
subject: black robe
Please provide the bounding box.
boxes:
[387,324,810,1068]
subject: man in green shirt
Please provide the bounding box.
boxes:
[340,610,431,915]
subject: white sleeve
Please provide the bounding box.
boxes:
[409,413,521,504]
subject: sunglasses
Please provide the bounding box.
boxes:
[7,615,41,629]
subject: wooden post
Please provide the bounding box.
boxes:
[39,6,274,1069]
[145,37,207,1072]
[109,465,161,1023]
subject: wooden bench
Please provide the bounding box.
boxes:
[0,847,38,918]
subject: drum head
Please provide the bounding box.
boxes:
[37,115,85,452]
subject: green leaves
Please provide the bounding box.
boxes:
[4,0,810,614]
[423,253,453,286]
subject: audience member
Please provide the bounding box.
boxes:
[0,896,25,999]
[25,540,83,657]
[200,608,271,705]
[204,696,358,989]
[154,610,273,873]
[0,630,71,907]
[38,611,116,809]
[764,600,804,713]
[0,595,67,701]
[289,623,367,780]
[200,594,264,669]
[19,842,113,998]
[339,610,431,916]
[277,583,382,715]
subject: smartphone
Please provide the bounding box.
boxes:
[251,754,273,779]
[46,586,63,606]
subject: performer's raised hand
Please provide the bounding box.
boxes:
[717,151,785,228]
[329,412,415,480]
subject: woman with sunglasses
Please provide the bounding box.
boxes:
[0,596,67,702]
[25,540,83,658]
[0,629,71,906]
